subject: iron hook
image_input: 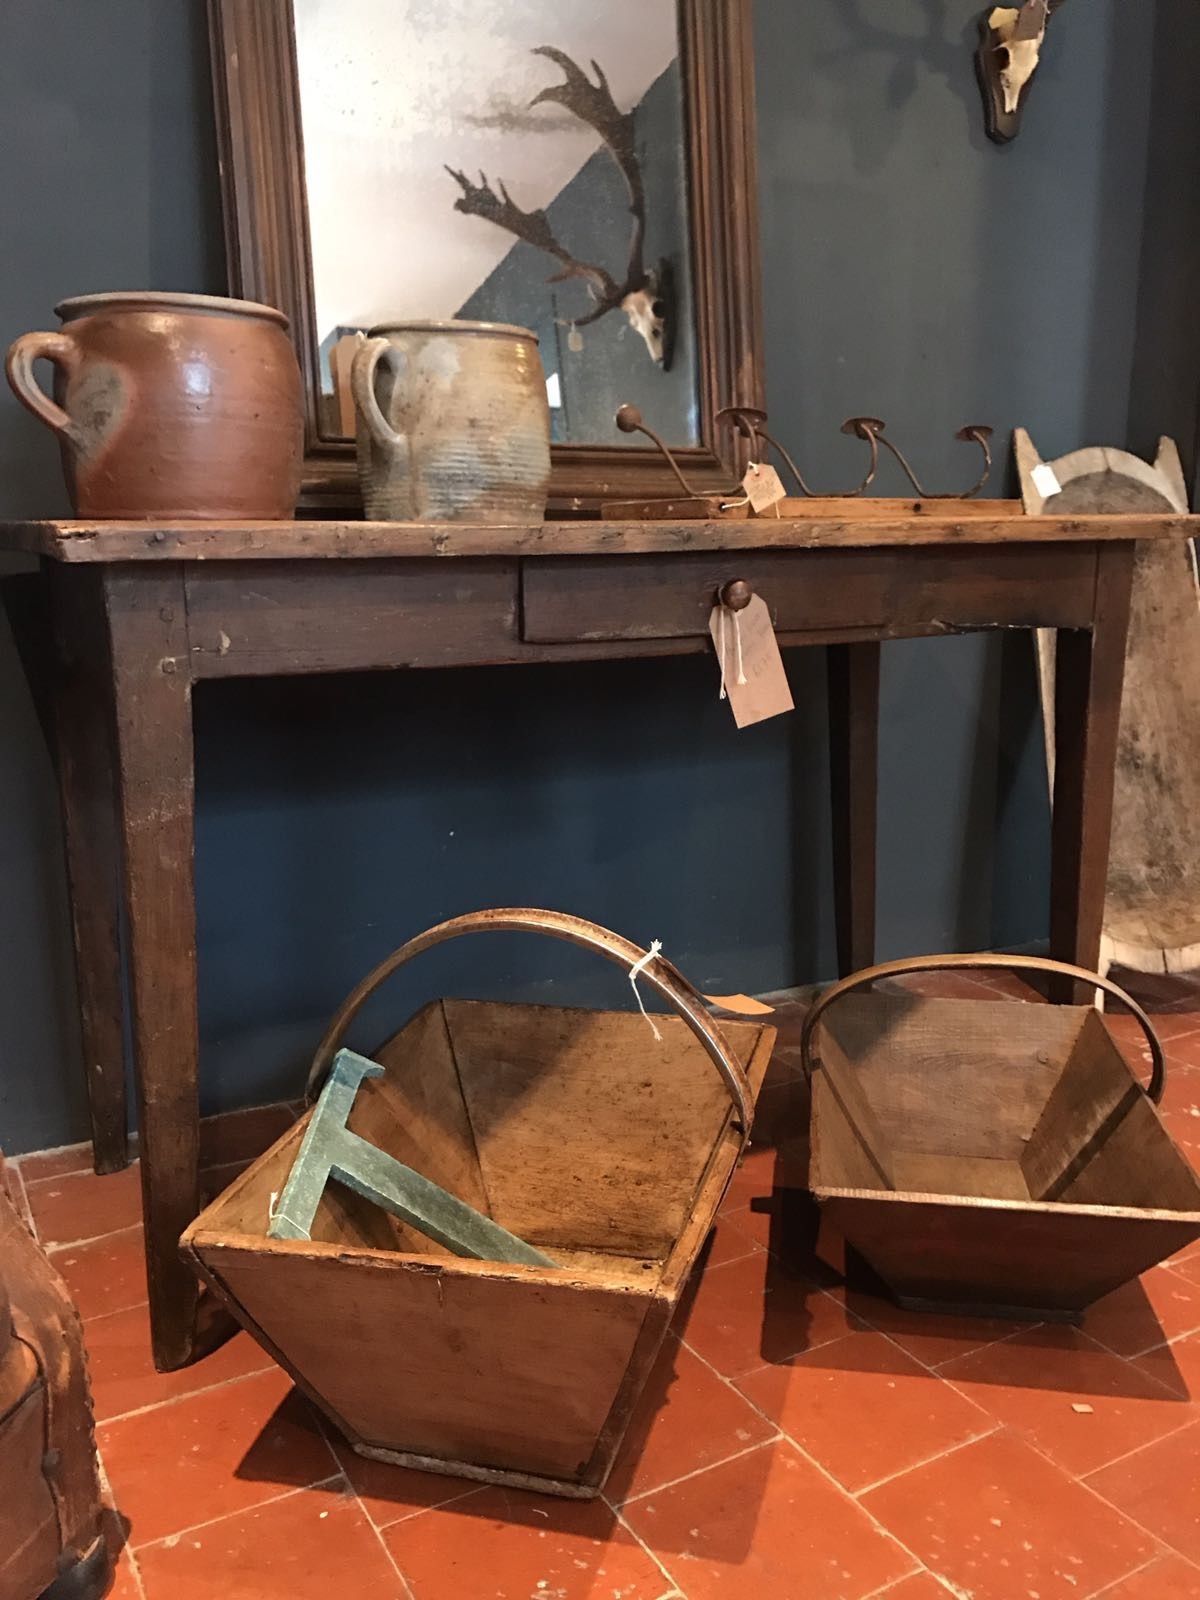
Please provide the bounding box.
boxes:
[843,419,994,499]
[718,406,879,498]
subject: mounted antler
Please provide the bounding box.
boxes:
[976,0,1069,143]
[447,46,671,366]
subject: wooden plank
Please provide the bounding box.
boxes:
[815,993,1079,1161]
[51,566,128,1174]
[761,497,1024,519]
[1021,1010,1146,1200]
[193,1241,653,1485]
[106,569,204,1371]
[364,1002,492,1219]
[2,511,1197,564]
[811,1063,895,1192]
[1053,1095,1200,1212]
[827,642,879,975]
[888,1153,1031,1201]
[1048,543,1137,995]
[444,1002,765,1257]
[185,559,520,677]
[821,1190,1200,1316]
[1019,435,1200,978]
[520,546,1101,644]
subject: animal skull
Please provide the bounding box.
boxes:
[988,3,1049,114]
[622,280,667,365]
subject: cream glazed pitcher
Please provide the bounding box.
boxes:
[350,319,551,523]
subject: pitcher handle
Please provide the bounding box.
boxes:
[350,335,405,449]
[5,331,83,446]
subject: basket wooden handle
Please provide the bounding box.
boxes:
[306,908,756,1144]
[799,952,1166,1104]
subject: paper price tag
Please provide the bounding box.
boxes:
[1031,462,1062,500]
[708,594,795,729]
[704,992,777,1016]
[742,462,787,514]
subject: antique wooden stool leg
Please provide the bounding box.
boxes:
[827,641,881,976]
[52,568,129,1175]
[107,570,204,1370]
[1048,543,1136,1003]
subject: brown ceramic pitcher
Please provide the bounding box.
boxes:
[5,291,303,519]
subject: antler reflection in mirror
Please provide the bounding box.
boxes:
[447,47,672,367]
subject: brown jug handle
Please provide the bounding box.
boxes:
[306,907,755,1148]
[350,335,405,449]
[5,331,82,446]
[799,952,1167,1105]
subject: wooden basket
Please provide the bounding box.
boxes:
[800,954,1200,1321]
[182,909,774,1498]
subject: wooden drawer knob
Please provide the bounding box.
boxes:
[718,579,754,612]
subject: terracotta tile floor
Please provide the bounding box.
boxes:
[10,973,1200,1598]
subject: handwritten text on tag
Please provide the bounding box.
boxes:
[741,463,787,514]
[708,594,794,728]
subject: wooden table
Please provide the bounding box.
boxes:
[2,507,1191,1371]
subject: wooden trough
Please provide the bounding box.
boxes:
[183,910,774,1498]
[800,954,1200,1321]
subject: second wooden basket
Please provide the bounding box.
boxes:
[800,953,1200,1321]
[183,909,774,1498]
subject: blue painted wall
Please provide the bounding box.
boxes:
[0,0,1197,1150]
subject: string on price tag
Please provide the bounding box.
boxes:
[707,594,794,729]
[741,462,787,516]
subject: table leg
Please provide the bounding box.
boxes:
[106,570,202,1370]
[52,568,128,1174]
[827,641,880,977]
[1048,543,1135,1001]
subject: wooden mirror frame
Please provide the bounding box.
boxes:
[207,0,763,513]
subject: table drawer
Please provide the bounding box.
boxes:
[520,546,1099,643]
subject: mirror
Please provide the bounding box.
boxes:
[209,0,762,510]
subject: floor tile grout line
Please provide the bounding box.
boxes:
[601,1494,691,1600]
[36,1225,145,1253]
[1075,1410,1200,1484]
[614,1432,784,1508]
[847,1425,1002,1500]
[97,1453,148,1599]
[1083,1313,1200,1365]
[676,1332,928,1584]
[128,1473,348,1554]
[1067,1464,1200,1579]
[359,1502,417,1600]
[309,1409,481,1533]
[45,1221,143,1256]
[1083,1554,1183,1599]
[935,1319,1200,1407]
[932,1360,1196,1470]
[861,1571,947,1599]
[867,1316,1044,1380]
[95,1358,278,1429]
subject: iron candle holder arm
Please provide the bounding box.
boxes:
[612,403,744,501]
[716,405,880,498]
[842,418,994,499]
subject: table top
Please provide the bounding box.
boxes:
[2,505,1196,564]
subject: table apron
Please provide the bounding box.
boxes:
[181,545,1102,679]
